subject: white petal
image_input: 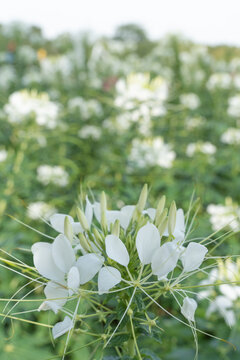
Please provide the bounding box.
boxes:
[44,281,68,313]
[151,242,179,278]
[120,205,135,230]
[136,223,161,265]
[49,213,74,233]
[85,196,93,227]
[93,202,101,223]
[72,222,83,234]
[143,208,156,221]
[173,209,185,242]
[181,297,197,322]
[76,253,104,284]
[106,210,121,228]
[31,242,64,282]
[67,266,80,296]
[52,234,75,273]
[98,266,121,294]
[181,242,208,272]
[52,316,73,339]
[105,234,129,266]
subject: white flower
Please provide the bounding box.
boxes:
[32,234,79,312]
[207,296,235,327]
[221,128,240,145]
[37,165,69,187]
[129,137,176,169]
[0,149,8,162]
[181,297,197,322]
[207,198,240,232]
[227,95,240,117]
[180,93,200,110]
[52,316,73,339]
[186,142,216,157]
[27,202,56,220]
[4,90,59,128]
[207,73,232,90]
[78,125,102,139]
[181,242,208,272]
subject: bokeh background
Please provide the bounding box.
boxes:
[0,1,240,359]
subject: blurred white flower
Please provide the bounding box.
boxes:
[27,202,56,220]
[129,137,176,168]
[68,97,103,120]
[186,142,216,157]
[227,95,240,117]
[4,90,59,128]
[207,198,240,232]
[221,128,240,145]
[0,149,8,162]
[37,165,69,187]
[78,125,102,139]
[180,93,200,110]
[207,72,232,90]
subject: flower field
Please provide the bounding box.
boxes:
[0,23,240,359]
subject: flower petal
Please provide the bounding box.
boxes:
[151,242,179,278]
[181,297,197,322]
[76,253,104,284]
[105,234,129,266]
[98,266,121,295]
[31,242,64,282]
[136,223,161,265]
[120,205,135,230]
[52,234,75,273]
[52,316,73,339]
[43,281,69,313]
[67,266,80,296]
[181,242,208,272]
[85,196,93,227]
[49,213,74,233]
[174,209,185,242]
[143,208,156,221]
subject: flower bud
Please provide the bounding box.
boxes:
[168,201,176,236]
[112,219,120,237]
[155,206,168,228]
[79,233,91,252]
[64,216,73,243]
[137,184,148,213]
[76,207,89,231]
[158,217,168,237]
[100,191,108,231]
[155,195,166,223]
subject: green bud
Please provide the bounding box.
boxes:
[93,228,103,245]
[112,219,120,237]
[155,195,166,224]
[100,191,108,231]
[156,208,168,228]
[79,233,91,252]
[168,201,177,236]
[133,184,148,221]
[158,217,168,237]
[64,216,73,243]
[76,207,89,231]
[137,184,148,213]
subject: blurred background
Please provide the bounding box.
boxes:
[0,1,240,359]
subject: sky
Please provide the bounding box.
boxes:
[1,0,240,45]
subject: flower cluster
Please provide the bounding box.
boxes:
[28,185,212,358]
